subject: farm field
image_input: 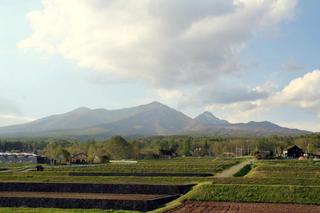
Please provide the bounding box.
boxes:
[0,158,240,184]
[2,158,320,212]
[184,159,320,206]
[0,157,242,212]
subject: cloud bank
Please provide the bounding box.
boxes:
[19,0,296,88]
[0,97,33,127]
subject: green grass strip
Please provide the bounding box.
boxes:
[233,164,252,177]
[187,183,320,205]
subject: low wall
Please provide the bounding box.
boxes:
[0,194,180,211]
[0,182,194,195]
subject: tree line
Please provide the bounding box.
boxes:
[0,134,320,163]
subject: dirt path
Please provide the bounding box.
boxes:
[215,159,252,178]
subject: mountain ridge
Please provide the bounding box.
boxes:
[0,102,310,138]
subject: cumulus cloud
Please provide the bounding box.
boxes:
[272,70,320,116]
[213,70,320,122]
[19,0,296,87]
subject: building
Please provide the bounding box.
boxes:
[0,152,47,163]
[254,150,273,159]
[70,153,88,164]
[283,145,304,159]
[159,149,176,159]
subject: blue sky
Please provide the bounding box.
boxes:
[0,0,320,131]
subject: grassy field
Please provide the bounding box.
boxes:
[46,158,240,174]
[185,159,320,205]
[0,158,240,184]
[0,157,242,212]
[3,158,320,211]
[187,184,320,204]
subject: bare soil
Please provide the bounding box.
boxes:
[0,191,170,201]
[169,201,320,213]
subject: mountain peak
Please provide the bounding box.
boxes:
[194,111,229,126]
[201,111,218,119]
[148,101,165,107]
[70,107,91,113]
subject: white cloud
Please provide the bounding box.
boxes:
[212,70,320,123]
[272,70,320,116]
[19,0,296,87]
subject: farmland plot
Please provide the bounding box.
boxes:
[184,159,320,206]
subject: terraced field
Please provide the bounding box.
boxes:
[4,158,319,212]
[0,158,241,184]
[184,159,320,206]
[0,157,242,212]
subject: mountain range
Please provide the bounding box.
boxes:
[0,101,309,138]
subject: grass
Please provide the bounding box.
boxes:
[46,158,240,174]
[233,164,252,177]
[0,175,214,185]
[211,177,320,186]
[0,158,240,184]
[0,158,243,212]
[187,183,320,205]
[175,159,320,207]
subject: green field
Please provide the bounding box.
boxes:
[186,159,320,205]
[2,158,320,212]
[0,158,240,184]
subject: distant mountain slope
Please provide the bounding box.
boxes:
[0,101,310,137]
[89,102,192,135]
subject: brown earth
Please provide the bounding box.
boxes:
[0,191,170,201]
[168,201,320,213]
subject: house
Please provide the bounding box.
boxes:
[70,153,88,164]
[159,149,176,159]
[283,145,304,159]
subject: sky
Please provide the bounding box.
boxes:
[0,0,320,131]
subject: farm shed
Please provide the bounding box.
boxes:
[0,152,46,163]
[283,145,304,159]
[70,153,88,164]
